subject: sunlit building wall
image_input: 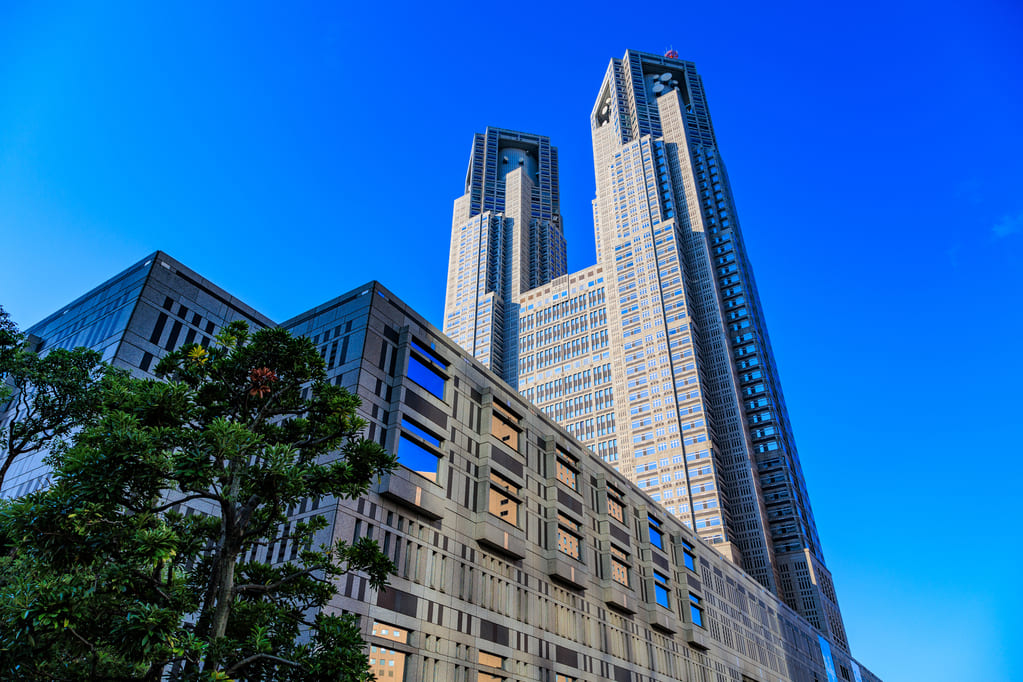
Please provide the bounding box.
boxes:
[586,49,846,647]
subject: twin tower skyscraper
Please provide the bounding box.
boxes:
[443,50,850,650]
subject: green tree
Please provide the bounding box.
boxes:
[0,305,107,490]
[0,322,397,680]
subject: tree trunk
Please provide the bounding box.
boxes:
[209,550,238,638]
[0,450,16,491]
[0,429,23,490]
[201,471,241,673]
[199,539,238,673]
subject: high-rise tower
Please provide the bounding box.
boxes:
[443,127,567,388]
[586,49,847,647]
[447,53,849,650]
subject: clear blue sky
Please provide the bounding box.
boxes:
[2,2,1021,679]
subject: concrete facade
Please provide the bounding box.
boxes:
[288,281,880,682]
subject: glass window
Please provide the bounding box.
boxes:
[556,448,578,491]
[557,514,581,559]
[478,651,505,668]
[397,434,440,483]
[491,402,520,450]
[402,417,440,447]
[408,353,445,399]
[607,491,625,523]
[369,621,408,681]
[411,338,445,365]
[610,546,629,587]
[654,570,670,608]
[681,539,697,572]
[488,472,519,526]
[689,593,704,627]
[648,515,664,550]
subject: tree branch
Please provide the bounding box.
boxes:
[225,652,301,675]
[150,492,219,514]
[247,382,293,431]
[67,626,98,654]
[233,564,327,596]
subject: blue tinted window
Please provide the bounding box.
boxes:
[408,354,445,399]
[682,541,697,572]
[648,518,664,549]
[654,571,670,608]
[398,434,440,482]
[689,593,704,626]
[411,338,446,365]
[402,418,440,447]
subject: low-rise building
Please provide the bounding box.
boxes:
[2,253,880,681]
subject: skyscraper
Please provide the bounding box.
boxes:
[591,48,847,649]
[446,50,849,649]
[444,127,567,388]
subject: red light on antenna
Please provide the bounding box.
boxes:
[665,49,679,59]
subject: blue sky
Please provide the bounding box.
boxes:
[2,2,1021,679]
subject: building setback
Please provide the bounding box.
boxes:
[2,252,881,681]
[446,50,848,650]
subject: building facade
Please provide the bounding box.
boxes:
[297,281,879,682]
[3,253,882,681]
[516,266,617,463]
[443,127,567,388]
[444,51,848,649]
[0,251,272,500]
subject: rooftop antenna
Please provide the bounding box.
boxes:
[665,47,679,59]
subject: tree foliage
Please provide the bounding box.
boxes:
[0,321,397,680]
[0,305,107,490]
